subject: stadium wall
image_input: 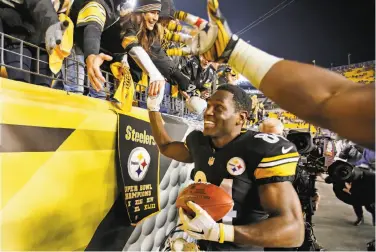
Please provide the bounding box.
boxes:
[0,78,196,250]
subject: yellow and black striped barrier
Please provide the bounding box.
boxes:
[0,77,150,250]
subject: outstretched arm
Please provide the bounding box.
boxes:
[259,60,375,149]
[148,112,193,163]
[191,0,375,149]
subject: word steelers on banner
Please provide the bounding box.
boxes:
[117,113,160,225]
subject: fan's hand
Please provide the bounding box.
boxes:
[174,0,238,63]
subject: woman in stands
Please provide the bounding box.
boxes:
[120,0,193,95]
[120,0,211,115]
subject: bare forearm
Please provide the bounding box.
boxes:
[228,38,374,148]
[260,61,375,149]
[234,215,304,248]
[148,111,172,147]
[148,111,193,162]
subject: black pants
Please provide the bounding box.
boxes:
[3,42,52,87]
[353,204,375,222]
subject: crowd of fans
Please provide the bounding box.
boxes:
[0,0,243,118]
[330,61,375,85]
[0,0,374,126]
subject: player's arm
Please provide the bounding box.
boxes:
[259,61,375,150]
[179,136,304,247]
[148,112,193,163]
[232,139,304,247]
[233,182,304,247]
[194,0,375,149]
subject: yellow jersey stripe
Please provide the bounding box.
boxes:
[77,2,106,30]
[261,152,299,163]
[80,2,106,15]
[254,162,297,180]
[78,16,105,27]
[122,36,138,49]
[184,141,189,150]
[258,157,300,168]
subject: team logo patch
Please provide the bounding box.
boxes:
[127,147,151,182]
[226,157,246,176]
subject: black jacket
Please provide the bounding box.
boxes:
[0,0,59,44]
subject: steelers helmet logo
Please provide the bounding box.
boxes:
[226,157,246,176]
[128,147,151,182]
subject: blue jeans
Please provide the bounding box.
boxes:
[52,45,84,94]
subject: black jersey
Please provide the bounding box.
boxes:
[185,130,299,251]
[180,56,217,97]
[70,0,122,31]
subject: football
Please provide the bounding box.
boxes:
[176,183,234,221]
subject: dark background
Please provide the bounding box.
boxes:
[175,0,375,68]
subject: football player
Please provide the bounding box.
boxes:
[259,118,284,136]
[157,0,374,149]
[147,84,304,250]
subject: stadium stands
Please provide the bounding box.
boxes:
[330,61,375,85]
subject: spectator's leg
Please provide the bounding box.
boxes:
[353,205,364,226]
[88,77,109,100]
[3,42,31,83]
[51,70,65,90]
[60,46,85,94]
[365,204,375,226]
[32,48,53,88]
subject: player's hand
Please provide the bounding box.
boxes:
[179,201,220,242]
[45,20,70,54]
[147,80,166,112]
[86,53,113,91]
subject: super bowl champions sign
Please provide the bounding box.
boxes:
[117,114,160,225]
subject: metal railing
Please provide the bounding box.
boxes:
[0,32,201,120]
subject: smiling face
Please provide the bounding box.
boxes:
[200,55,210,69]
[203,90,245,138]
[143,11,159,30]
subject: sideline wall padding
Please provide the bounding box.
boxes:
[0,78,202,251]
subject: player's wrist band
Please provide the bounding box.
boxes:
[219,224,234,243]
[228,36,283,89]
[219,223,225,243]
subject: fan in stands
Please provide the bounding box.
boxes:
[176,183,233,221]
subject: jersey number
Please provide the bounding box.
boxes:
[255,133,280,144]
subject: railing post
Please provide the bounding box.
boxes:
[1,32,4,65]
[20,40,23,70]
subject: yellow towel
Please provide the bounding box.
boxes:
[49,14,74,74]
[171,85,179,98]
[136,72,148,92]
[110,62,135,112]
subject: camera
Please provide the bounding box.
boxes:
[327,160,364,183]
[286,131,325,251]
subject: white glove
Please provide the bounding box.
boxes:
[147,82,165,112]
[186,96,207,115]
[179,201,234,243]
